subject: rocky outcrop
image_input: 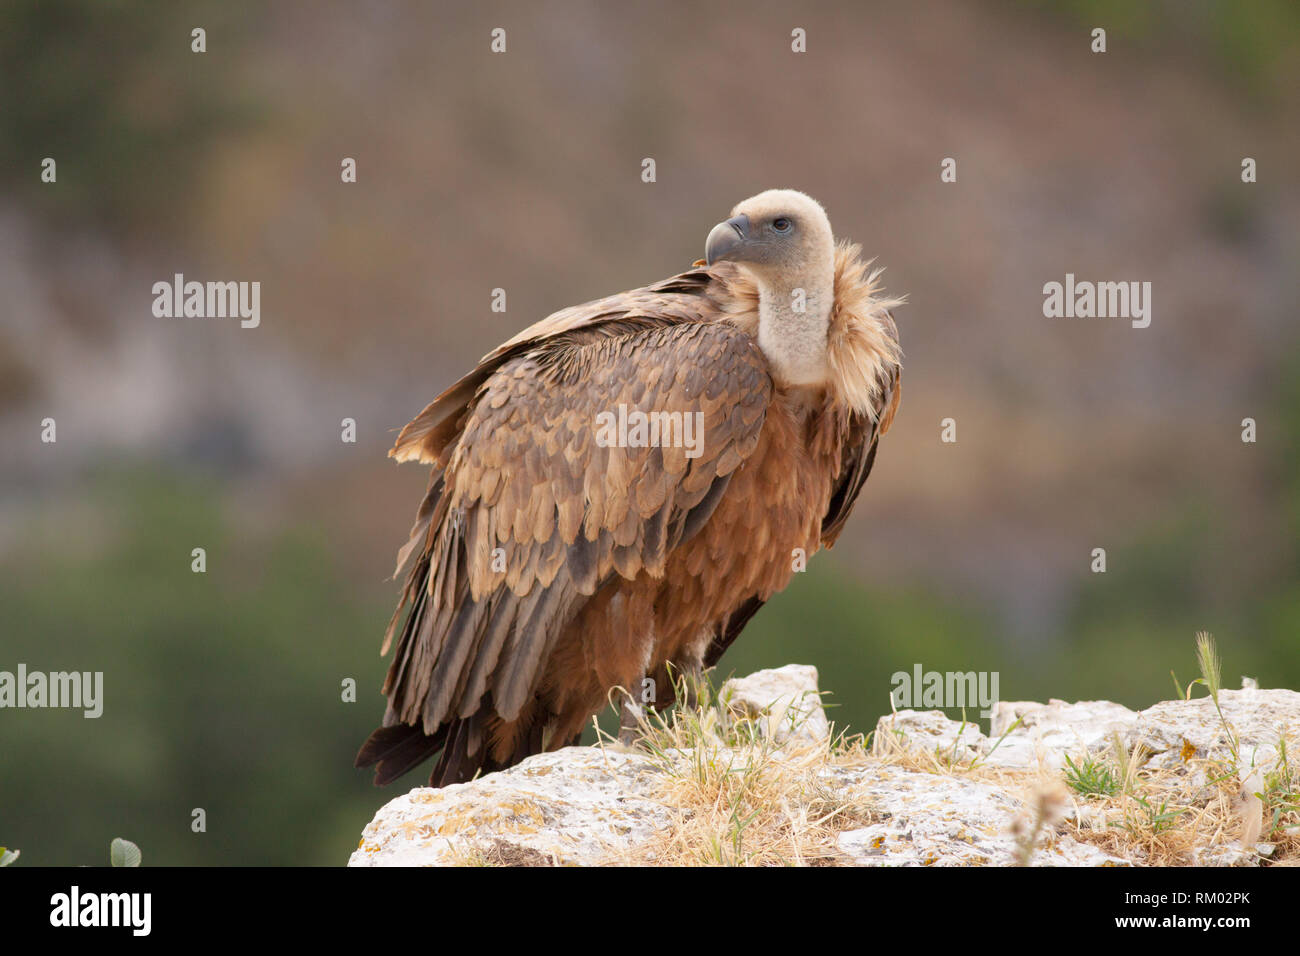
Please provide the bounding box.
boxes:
[350,666,1300,867]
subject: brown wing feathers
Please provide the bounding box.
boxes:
[359,304,773,786]
[820,367,900,547]
[388,268,727,468]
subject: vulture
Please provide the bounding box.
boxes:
[357,189,903,787]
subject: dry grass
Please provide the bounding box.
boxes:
[1057,634,1300,866]
[1055,740,1300,866]
[599,678,881,866]
[593,635,1300,867]
[447,838,559,867]
[450,635,1299,867]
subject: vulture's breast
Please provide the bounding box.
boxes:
[651,389,840,665]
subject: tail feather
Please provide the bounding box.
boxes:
[429,716,479,787]
[355,723,449,787]
[357,704,558,788]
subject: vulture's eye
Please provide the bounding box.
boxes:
[772,217,792,233]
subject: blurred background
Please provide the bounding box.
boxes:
[1,0,1298,865]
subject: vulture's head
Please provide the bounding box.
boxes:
[704,189,835,285]
[706,189,840,388]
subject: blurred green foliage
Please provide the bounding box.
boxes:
[0,0,258,229]
[0,468,385,865]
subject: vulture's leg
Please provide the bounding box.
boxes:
[680,659,705,712]
[617,686,645,746]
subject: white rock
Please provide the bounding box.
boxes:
[720,664,830,747]
[830,765,1127,867]
[1193,840,1273,867]
[349,747,674,866]
[1126,687,1300,771]
[873,709,986,763]
[349,670,1300,867]
[985,699,1139,770]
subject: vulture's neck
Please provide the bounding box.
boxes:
[755,269,835,390]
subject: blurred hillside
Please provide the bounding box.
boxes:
[1,0,1298,865]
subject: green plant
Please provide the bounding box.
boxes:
[1112,794,1186,836]
[969,714,1024,770]
[1188,631,1241,768]
[0,838,142,866]
[110,838,142,868]
[1063,753,1120,797]
[1261,738,1300,839]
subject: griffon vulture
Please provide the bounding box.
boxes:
[357,189,903,787]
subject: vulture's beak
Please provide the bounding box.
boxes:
[705,214,750,266]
